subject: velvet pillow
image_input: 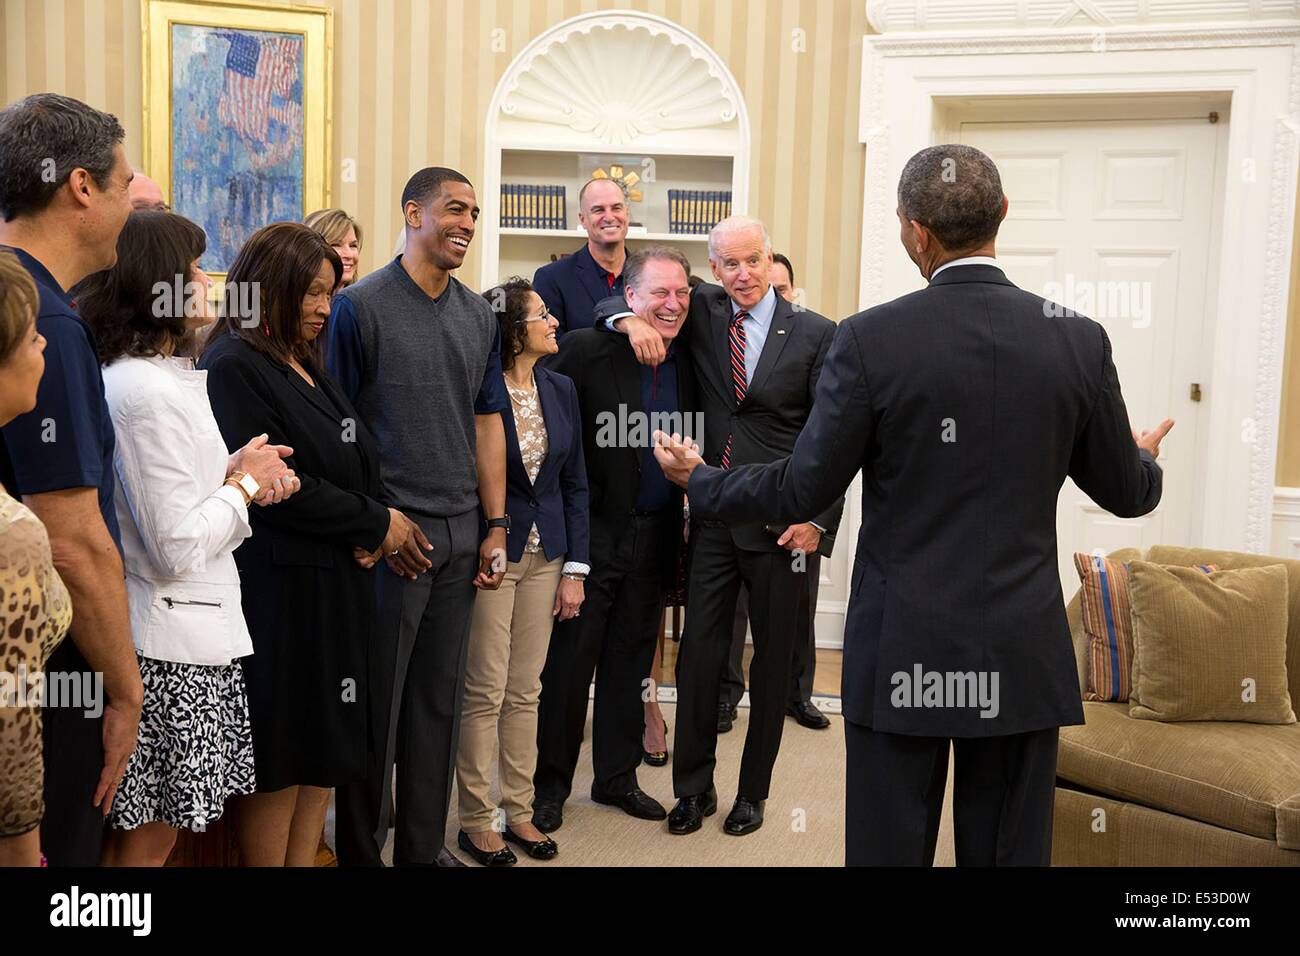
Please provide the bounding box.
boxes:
[1127,561,1296,723]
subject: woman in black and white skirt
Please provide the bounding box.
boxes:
[75,211,301,866]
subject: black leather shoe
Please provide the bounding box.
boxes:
[717,701,738,734]
[532,800,563,834]
[457,830,517,867]
[435,847,467,867]
[591,785,668,820]
[643,718,669,766]
[724,797,765,836]
[788,699,831,730]
[504,827,559,861]
[667,787,718,835]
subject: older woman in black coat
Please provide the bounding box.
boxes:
[199,223,425,866]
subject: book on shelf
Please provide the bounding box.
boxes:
[500,183,567,230]
[667,188,732,235]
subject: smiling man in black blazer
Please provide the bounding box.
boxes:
[530,246,697,833]
[612,217,844,838]
[654,145,1173,866]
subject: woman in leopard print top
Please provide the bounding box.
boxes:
[0,249,70,866]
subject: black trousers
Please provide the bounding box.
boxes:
[336,510,479,866]
[39,640,105,866]
[843,719,1059,866]
[673,524,802,800]
[720,553,821,709]
[534,513,669,804]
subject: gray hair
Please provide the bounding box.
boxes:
[707,216,772,261]
[897,144,1004,252]
[0,93,125,222]
[624,245,692,292]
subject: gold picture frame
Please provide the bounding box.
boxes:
[142,0,332,284]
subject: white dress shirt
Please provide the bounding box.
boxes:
[103,354,254,666]
[930,255,1000,280]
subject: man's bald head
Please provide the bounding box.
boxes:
[129,170,166,211]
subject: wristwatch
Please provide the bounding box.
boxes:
[486,515,511,531]
[225,470,260,504]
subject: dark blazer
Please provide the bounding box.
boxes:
[678,283,844,556]
[545,327,696,582]
[496,365,591,565]
[533,244,625,338]
[199,331,390,789]
[688,264,1163,738]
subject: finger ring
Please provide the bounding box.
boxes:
[390,549,400,555]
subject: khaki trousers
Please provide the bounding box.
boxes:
[456,551,564,831]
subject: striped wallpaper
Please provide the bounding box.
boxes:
[2,0,1298,485]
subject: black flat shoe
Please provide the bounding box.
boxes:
[787,700,831,730]
[590,785,668,820]
[643,718,670,766]
[532,800,563,834]
[504,827,559,861]
[717,701,738,734]
[457,830,517,867]
[723,797,765,836]
[667,787,718,835]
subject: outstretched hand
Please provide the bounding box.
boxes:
[1133,418,1175,459]
[652,430,704,488]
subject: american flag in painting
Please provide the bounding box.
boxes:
[215,32,302,145]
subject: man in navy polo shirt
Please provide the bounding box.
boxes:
[0,93,142,866]
[532,178,628,338]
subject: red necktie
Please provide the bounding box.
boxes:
[719,310,749,469]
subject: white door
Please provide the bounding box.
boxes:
[959,117,1219,590]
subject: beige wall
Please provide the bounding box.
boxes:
[3,0,1297,483]
[0,0,868,326]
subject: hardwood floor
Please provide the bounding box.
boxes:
[657,630,843,698]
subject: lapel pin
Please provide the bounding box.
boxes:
[776,329,786,334]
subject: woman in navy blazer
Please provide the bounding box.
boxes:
[455,278,589,866]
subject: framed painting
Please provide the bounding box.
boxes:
[142,0,332,282]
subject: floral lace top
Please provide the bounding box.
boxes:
[507,375,548,553]
[0,490,72,837]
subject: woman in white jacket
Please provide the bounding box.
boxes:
[75,211,299,866]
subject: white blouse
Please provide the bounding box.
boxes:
[102,354,253,666]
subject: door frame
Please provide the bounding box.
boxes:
[856,25,1300,557]
[945,97,1230,553]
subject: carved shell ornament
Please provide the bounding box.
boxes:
[500,23,740,146]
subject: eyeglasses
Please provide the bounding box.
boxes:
[522,306,553,323]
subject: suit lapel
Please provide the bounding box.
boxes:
[747,297,795,398]
[709,294,737,409]
[531,369,560,486]
[284,362,346,428]
[499,390,534,489]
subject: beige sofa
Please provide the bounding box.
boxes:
[1051,545,1300,866]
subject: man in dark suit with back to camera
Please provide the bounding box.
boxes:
[612,216,844,838]
[533,178,629,337]
[654,145,1174,865]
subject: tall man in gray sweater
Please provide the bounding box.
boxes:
[330,167,509,866]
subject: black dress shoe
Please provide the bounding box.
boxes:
[724,797,765,836]
[717,701,738,734]
[643,718,669,766]
[667,787,718,835]
[457,830,517,867]
[504,827,559,861]
[532,800,563,834]
[787,699,831,730]
[435,847,467,867]
[591,785,668,820]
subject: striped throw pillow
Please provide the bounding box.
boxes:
[1074,553,1216,702]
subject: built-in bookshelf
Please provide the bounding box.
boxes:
[493,148,738,280]
[481,11,750,289]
